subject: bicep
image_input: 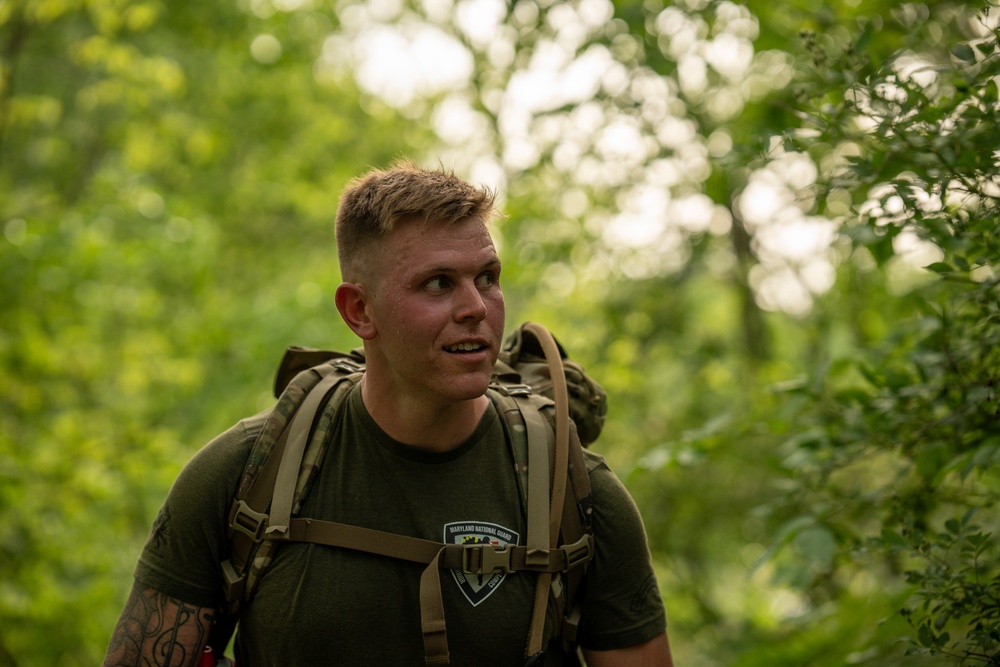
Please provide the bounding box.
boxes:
[103,584,215,667]
[582,632,674,667]
[577,457,667,648]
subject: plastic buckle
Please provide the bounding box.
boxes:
[230,500,269,543]
[331,358,364,374]
[463,543,513,574]
[503,383,533,397]
[562,534,594,570]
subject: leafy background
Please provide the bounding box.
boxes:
[1,0,997,665]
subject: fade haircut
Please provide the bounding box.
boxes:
[335,161,499,282]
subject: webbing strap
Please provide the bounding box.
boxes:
[222,380,305,604]
[521,324,570,545]
[559,432,590,645]
[222,366,358,606]
[267,372,349,535]
[518,397,552,656]
[420,548,450,665]
[521,322,572,659]
[528,570,552,657]
[280,517,593,573]
[286,519,442,563]
[520,397,551,562]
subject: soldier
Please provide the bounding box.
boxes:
[103,162,673,666]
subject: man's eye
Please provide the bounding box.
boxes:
[476,272,496,287]
[425,276,449,290]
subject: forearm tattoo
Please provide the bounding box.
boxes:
[103,586,216,667]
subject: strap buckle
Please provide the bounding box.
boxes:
[331,358,364,374]
[501,383,533,397]
[230,500,269,542]
[562,534,594,570]
[462,543,513,574]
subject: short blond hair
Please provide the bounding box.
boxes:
[335,161,499,282]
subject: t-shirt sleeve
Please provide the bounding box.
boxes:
[575,451,667,651]
[133,417,261,608]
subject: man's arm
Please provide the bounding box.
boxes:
[582,632,674,667]
[102,584,216,667]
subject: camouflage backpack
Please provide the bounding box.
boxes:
[211,322,607,665]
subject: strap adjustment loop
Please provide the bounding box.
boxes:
[220,559,246,602]
[525,547,550,568]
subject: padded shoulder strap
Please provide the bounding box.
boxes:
[221,359,362,608]
[491,357,595,655]
[490,387,553,564]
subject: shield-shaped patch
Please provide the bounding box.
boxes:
[443,521,520,606]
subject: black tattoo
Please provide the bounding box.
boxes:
[102,586,215,667]
[150,506,171,550]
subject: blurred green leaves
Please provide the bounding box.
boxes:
[0,0,416,663]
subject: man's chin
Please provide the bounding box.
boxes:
[447,373,493,402]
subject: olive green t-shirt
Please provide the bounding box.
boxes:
[135,386,666,665]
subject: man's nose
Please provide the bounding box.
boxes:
[454,281,488,321]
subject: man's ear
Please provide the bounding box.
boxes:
[335,282,377,340]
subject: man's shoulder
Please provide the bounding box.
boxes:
[581,447,609,473]
[581,449,637,507]
[233,408,271,443]
[179,409,272,481]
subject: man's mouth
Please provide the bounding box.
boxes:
[445,342,485,353]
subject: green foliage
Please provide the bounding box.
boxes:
[1,0,425,663]
[896,512,1000,663]
[765,3,1000,663]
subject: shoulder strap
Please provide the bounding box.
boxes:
[518,322,570,661]
[220,357,363,608]
[493,380,594,656]
[488,324,595,660]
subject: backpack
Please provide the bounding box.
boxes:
[211,322,607,665]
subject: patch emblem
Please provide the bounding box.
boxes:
[444,521,520,606]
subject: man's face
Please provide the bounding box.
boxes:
[363,216,505,407]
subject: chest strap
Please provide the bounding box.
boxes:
[233,510,594,573]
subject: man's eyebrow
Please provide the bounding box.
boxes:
[427,257,501,274]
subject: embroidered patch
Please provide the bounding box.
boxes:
[444,521,520,606]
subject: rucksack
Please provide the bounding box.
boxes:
[211,322,607,665]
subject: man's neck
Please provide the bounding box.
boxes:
[359,376,490,453]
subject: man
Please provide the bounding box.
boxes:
[103,162,673,666]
